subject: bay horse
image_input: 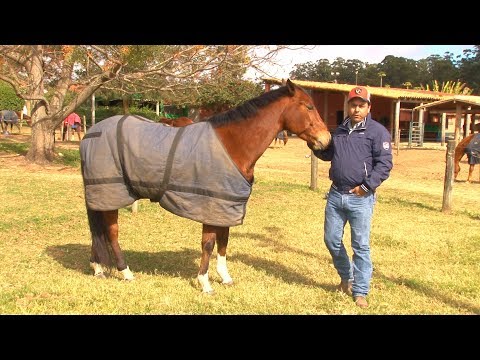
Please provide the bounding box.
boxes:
[454,133,480,183]
[0,110,32,134]
[274,130,288,146]
[158,116,194,127]
[80,79,331,293]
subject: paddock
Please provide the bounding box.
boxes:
[0,134,478,314]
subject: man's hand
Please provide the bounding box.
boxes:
[349,185,368,196]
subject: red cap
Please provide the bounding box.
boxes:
[348,86,371,103]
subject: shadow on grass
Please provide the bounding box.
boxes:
[235,226,324,260]
[46,243,200,279]
[375,269,480,314]
[381,197,439,212]
[46,242,335,292]
[231,253,334,291]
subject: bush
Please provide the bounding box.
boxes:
[0,81,23,111]
[76,106,166,127]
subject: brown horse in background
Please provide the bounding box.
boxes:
[1,110,31,134]
[454,133,480,183]
[159,117,194,127]
[274,130,288,146]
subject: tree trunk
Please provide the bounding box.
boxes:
[122,96,130,114]
[25,120,56,164]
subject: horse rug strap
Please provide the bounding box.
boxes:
[466,133,480,164]
[80,115,252,227]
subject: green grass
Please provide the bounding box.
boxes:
[0,137,478,314]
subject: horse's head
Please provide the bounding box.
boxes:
[454,162,461,179]
[281,79,331,151]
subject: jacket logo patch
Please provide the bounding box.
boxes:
[383,142,390,150]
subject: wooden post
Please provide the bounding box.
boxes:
[418,103,424,147]
[394,100,400,155]
[441,112,446,146]
[442,140,456,213]
[132,200,139,213]
[455,104,462,144]
[310,153,318,191]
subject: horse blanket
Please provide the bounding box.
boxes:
[465,133,480,165]
[80,115,252,227]
[0,110,19,123]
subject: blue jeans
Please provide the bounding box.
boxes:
[324,187,376,297]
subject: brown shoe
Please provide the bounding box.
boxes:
[354,296,368,308]
[337,280,353,296]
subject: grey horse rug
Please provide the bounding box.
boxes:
[80,115,252,227]
[466,133,480,165]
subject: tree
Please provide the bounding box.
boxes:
[420,80,473,95]
[0,45,294,164]
[458,46,480,94]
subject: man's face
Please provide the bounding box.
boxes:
[347,99,371,124]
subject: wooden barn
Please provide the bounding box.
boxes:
[263,78,480,148]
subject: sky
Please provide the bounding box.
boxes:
[246,45,475,80]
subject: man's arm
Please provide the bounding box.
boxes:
[363,128,393,191]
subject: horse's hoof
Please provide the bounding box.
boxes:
[222,280,234,286]
[94,272,106,279]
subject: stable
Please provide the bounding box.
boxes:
[263,78,480,148]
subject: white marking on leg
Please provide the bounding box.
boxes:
[197,271,214,293]
[216,254,233,284]
[120,266,135,281]
[90,262,104,276]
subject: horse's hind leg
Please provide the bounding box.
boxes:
[103,210,134,280]
[215,227,233,286]
[197,224,222,294]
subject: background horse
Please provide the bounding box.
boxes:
[274,130,288,146]
[454,133,480,183]
[80,79,331,294]
[1,110,20,134]
[0,110,32,134]
[159,117,194,127]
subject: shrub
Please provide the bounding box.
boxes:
[0,81,23,111]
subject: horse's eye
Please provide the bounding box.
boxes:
[306,104,314,110]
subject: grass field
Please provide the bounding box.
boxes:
[0,133,478,315]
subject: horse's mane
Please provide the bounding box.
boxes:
[205,85,295,127]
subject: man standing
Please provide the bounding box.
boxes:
[310,86,393,308]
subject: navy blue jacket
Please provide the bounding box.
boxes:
[312,113,393,193]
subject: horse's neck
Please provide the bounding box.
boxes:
[455,135,473,162]
[213,106,284,182]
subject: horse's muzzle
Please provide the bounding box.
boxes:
[311,132,332,150]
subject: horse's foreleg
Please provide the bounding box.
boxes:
[216,227,233,286]
[467,164,475,183]
[198,224,218,293]
[104,210,134,281]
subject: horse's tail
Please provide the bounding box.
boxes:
[86,208,113,268]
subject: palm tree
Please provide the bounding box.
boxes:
[378,72,386,87]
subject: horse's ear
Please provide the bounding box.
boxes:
[286,79,295,95]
